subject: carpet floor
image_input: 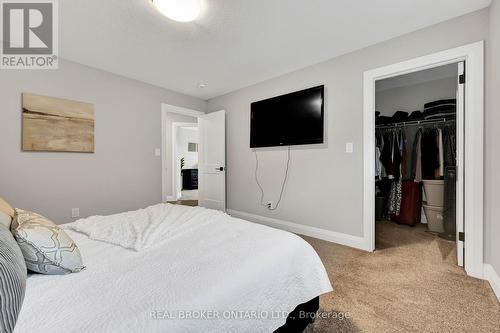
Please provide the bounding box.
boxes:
[166,199,198,207]
[302,221,500,333]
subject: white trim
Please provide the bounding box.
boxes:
[227,209,368,251]
[363,41,485,279]
[484,264,500,302]
[456,61,465,267]
[161,103,205,118]
[161,104,204,202]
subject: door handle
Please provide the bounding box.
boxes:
[216,167,224,171]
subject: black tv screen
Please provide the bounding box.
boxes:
[250,85,324,148]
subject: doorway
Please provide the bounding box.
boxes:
[161,104,227,211]
[374,63,461,266]
[172,122,199,206]
[363,42,484,279]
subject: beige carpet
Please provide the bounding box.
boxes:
[302,221,500,333]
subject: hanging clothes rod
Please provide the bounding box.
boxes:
[375,118,455,129]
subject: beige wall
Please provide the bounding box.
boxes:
[207,10,489,240]
[486,1,500,273]
[0,60,206,223]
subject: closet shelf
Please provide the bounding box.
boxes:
[375,118,455,129]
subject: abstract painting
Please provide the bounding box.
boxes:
[22,93,95,152]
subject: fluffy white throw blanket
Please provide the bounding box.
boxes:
[63,203,225,251]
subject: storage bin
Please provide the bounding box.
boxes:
[422,180,444,207]
[423,204,444,233]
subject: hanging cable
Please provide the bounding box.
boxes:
[254,146,291,210]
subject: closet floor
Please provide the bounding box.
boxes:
[302,221,500,333]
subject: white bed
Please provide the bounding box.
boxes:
[14,204,332,333]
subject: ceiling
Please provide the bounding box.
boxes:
[59,0,491,100]
[376,63,458,92]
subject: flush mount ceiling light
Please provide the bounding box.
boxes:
[152,0,201,22]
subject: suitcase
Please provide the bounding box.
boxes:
[390,180,422,226]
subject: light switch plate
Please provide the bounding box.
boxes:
[155,148,161,156]
[346,142,354,153]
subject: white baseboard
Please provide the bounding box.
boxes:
[484,264,500,302]
[227,209,369,251]
[166,196,176,201]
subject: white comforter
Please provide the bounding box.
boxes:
[15,204,332,333]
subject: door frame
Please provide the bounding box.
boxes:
[161,104,205,202]
[362,41,484,279]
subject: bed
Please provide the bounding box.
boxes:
[13,203,332,333]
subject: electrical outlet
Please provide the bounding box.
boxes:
[345,142,354,153]
[71,208,80,218]
[266,201,273,209]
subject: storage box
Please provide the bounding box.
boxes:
[423,204,444,233]
[422,180,444,207]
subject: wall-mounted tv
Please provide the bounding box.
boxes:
[250,85,324,148]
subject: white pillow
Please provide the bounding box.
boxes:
[12,209,85,275]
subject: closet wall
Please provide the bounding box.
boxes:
[376,77,457,116]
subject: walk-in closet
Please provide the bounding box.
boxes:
[374,63,462,265]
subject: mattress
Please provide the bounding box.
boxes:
[14,204,332,333]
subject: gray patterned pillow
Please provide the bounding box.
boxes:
[0,225,27,333]
[12,209,85,275]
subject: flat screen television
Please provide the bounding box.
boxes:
[250,85,324,148]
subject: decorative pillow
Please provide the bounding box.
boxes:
[0,225,27,333]
[0,197,15,228]
[11,209,85,275]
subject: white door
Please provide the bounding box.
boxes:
[456,62,465,267]
[198,110,226,211]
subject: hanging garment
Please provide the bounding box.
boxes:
[388,179,402,215]
[438,128,444,177]
[380,131,402,180]
[375,133,383,180]
[443,126,456,167]
[380,135,387,178]
[413,129,423,182]
[421,129,440,179]
[375,146,382,180]
[380,132,391,177]
[434,129,442,179]
[393,132,402,180]
[400,130,408,179]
